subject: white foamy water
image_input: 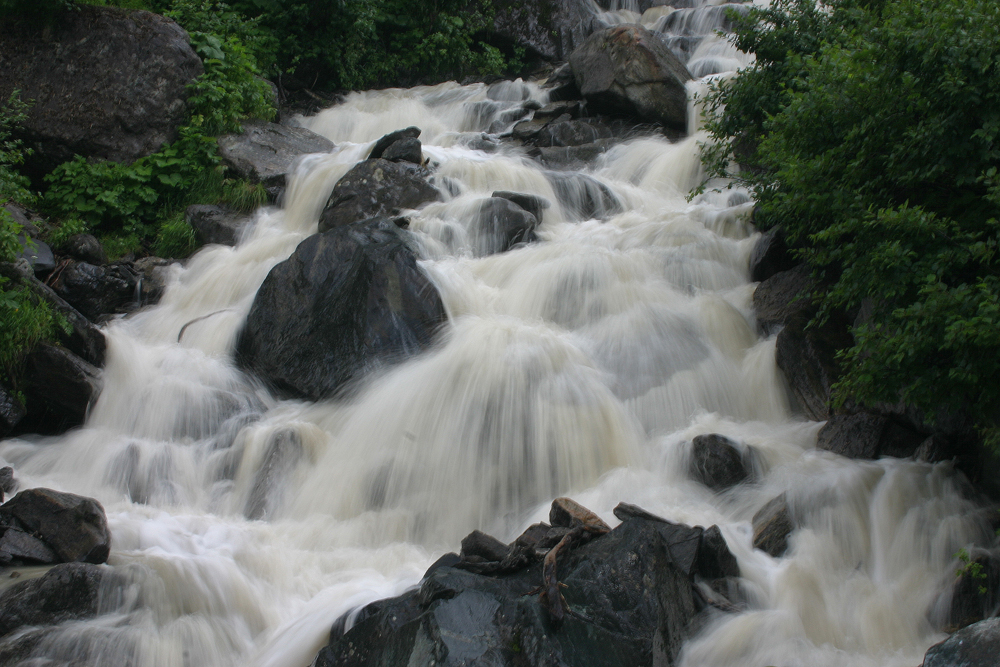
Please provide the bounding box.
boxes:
[0,4,988,666]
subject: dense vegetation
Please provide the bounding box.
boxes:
[702,0,1000,446]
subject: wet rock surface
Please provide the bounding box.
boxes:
[0,562,114,638]
[490,0,602,61]
[752,264,815,335]
[62,234,107,266]
[569,25,693,132]
[752,494,793,558]
[945,551,1000,632]
[318,159,441,232]
[368,127,422,164]
[20,344,102,436]
[0,5,203,175]
[0,488,111,565]
[236,218,447,401]
[817,412,925,460]
[689,434,753,491]
[186,204,252,247]
[470,197,538,255]
[922,617,1000,667]
[314,500,738,667]
[749,227,795,283]
[50,261,138,321]
[218,120,335,196]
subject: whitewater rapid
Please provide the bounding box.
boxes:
[0,2,990,667]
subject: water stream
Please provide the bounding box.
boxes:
[0,2,991,666]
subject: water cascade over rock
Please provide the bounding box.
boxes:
[0,2,994,667]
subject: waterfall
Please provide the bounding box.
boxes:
[0,2,987,666]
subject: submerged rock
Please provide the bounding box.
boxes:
[236,218,447,401]
[313,500,738,667]
[569,25,693,132]
[470,197,538,255]
[0,5,203,174]
[318,159,441,232]
[0,488,111,565]
[545,171,622,220]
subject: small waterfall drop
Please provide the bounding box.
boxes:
[0,2,988,666]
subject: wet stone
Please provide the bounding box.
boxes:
[752,494,793,557]
[689,433,752,491]
[368,127,421,160]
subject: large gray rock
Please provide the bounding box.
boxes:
[21,344,102,435]
[236,218,447,401]
[0,488,111,565]
[545,171,623,220]
[922,617,1000,667]
[313,506,738,667]
[368,127,421,161]
[318,159,441,232]
[0,562,114,638]
[218,120,335,195]
[0,5,203,174]
[50,261,138,321]
[569,25,693,132]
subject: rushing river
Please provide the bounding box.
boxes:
[0,1,991,666]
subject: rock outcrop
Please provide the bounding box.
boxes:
[0,488,111,565]
[318,159,441,232]
[217,120,335,198]
[569,25,693,132]
[185,204,252,247]
[236,218,447,401]
[313,499,739,667]
[922,617,1000,667]
[0,5,204,175]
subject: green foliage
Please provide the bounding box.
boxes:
[0,278,67,389]
[956,548,989,595]
[702,0,1000,441]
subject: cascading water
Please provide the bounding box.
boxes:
[0,2,990,666]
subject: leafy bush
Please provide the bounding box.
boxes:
[702,0,1000,444]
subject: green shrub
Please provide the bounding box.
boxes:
[702,0,1000,444]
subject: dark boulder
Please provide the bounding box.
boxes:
[0,562,114,638]
[313,503,738,667]
[0,388,25,440]
[689,434,752,491]
[0,262,106,367]
[775,319,852,421]
[470,197,538,255]
[817,412,926,460]
[490,0,602,61]
[318,159,441,233]
[236,218,447,401]
[534,100,585,120]
[368,127,421,160]
[749,227,795,283]
[185,204,251,247]
[491,191,550,224]
[545,172,623,220]
[50,261,138,320]
[62,234,107,266]
[20,344,102,435]
[751,264,815,336]
[218,120,335,197]
[922,617,1000,667]
[0,5,204,175]
[0,488,111,565]
[752,494,793,557]
[381,137,422,165]
[569,25,693,132]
